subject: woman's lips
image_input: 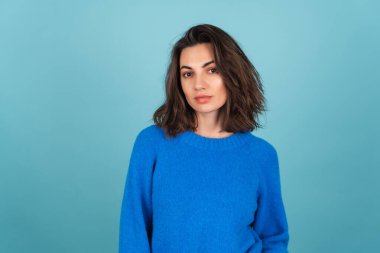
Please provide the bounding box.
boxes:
[195,96,212,103]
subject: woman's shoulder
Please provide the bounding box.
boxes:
[246,132,279,160]
[140,123,165,136]
[134,123,167,144]
[130,124,167,159]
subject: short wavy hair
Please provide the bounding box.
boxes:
[153,23,267,138]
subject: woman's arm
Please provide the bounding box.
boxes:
[119,129,156,253]
[252,146,290,253]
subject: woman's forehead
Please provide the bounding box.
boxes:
[180,43,215,67]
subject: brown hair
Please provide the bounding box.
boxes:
[153,23,267,138]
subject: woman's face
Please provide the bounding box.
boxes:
[179,43,228,116]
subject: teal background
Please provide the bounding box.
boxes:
[1,0,379,252]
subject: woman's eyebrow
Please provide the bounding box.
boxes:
[180,60,214,70]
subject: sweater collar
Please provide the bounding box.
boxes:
[178,130,252,151]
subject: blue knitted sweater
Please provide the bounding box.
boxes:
[119,124,289,253]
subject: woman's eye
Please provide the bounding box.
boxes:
[182,68,217,78]
[209,68,218,73]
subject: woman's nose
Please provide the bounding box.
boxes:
[194,73,207,90]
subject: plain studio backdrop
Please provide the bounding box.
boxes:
[0,0,379,252]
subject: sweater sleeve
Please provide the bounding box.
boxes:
[119,129,156,253]
[252,147,289,253]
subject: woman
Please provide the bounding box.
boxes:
[119,24,289,253]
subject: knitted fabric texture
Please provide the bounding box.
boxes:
[119,124,289,253]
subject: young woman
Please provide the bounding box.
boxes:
[119,24,289,253]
